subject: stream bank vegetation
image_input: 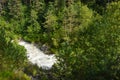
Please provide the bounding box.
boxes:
[0,0,120,80]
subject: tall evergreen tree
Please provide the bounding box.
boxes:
[24,9,41,42]
[54,0,66,11]
[61,1,93,40]
[31,0,45,12]
[43,2,59,44]
[8,0,23,20]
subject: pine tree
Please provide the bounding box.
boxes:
[61,1,93,40]
[54,0,65,11]
[44,3,58,32]
[66,0,74,7]
[8,0,23,20]
[31,0,45,12]
[0,0,7,16]
[0,3,2,15]
[43,2,58,44]
[24,9,41,42]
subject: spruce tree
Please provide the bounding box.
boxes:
[8,0,23,20]
[43,2,59,44]
[24,9,41,42]
[31,0,45,12]
[61,1,93,41]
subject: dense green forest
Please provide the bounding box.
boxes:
[0,0,120,80]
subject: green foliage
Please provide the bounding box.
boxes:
[0,71,31,80]
[54,1,120,80]
[0,29,26,70]
[0,0,120,80]
[80,0,119,14]
[23,9,41,42]
[0,17,27,79]
[8,0,23,20]
[43,1,94,49]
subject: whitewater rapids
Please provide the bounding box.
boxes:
[18,40,56,69]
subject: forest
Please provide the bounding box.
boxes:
[0,0,120,80]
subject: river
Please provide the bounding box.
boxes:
[18,40,56,70]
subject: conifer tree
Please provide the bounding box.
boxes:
[31,0,45,12]
[43,2,59,44]
[61,1,93,40]
[44,3,58,32]
[24,9,41,42]
[8,0,23,20]
[0,3,2,15]
[54,0,65,11]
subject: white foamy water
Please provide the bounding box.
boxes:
[18,40,56,69]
